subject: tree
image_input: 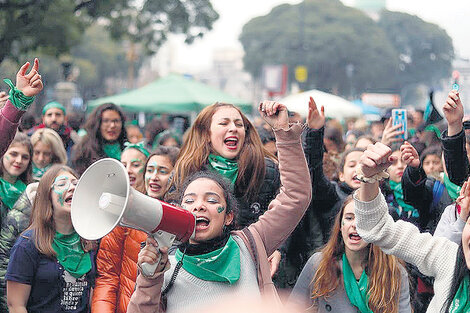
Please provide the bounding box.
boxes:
[71,24,129,100]
[0,0,219,64]
[239,0,400,97]
[0,1,85,65]
[377,10,454,90]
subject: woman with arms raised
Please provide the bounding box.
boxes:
[128,101,311,313]
[354,141,470,312]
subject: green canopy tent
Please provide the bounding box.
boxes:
[87,74,252,115]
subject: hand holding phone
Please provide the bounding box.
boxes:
[392,109,407,141]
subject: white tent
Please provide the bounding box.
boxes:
[280,89,362,119]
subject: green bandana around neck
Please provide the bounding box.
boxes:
[52,231,91,278]
[103,143,122,160]
[450,275,470,313]
[342,254,373,313]
[32,163,52,181]
[42,101,66,115]
[207,154,239,185]
[389,180,419,217]
[0,178,26,209]
[175,236,240,284]
[124,141,150,158]
[444,173,461,201]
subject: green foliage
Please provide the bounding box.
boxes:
[0,1,85,64]
[378,10,454,89]
[240,0,454,96]
[70,24,128,100]
[0,0,219,63]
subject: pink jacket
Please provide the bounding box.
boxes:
[0,100,24,157]
[127,124,312,313]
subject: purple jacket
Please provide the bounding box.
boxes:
[0,100,24,158]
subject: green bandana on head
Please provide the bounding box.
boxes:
[207,154,239,185]
[342,253,373,313]
[0,178,26,209]
[175,236,241,284]
[32,163,52,181]
[389,180,419,218]
[52,231,91,278]
[124,141,150,158]
[42,101,66,115]
[450,275,470,313]
[103,143,122,160]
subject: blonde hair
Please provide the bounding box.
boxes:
[30,128,67,165]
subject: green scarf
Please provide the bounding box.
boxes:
[0,178,26,209]
[103,143,122,160]
[52,231,91,278]
[32,163,52,181]
[207,154,239,185]
[444,173,461,201]
[175,236,240,284]
[342,254,373,313]
[450,275,470,313]
[389,180,419,217]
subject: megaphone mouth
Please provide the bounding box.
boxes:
[71,158,130,240]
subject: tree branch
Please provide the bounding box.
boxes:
[0,0,39,10]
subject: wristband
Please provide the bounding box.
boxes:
[3,79,34,111]
[355,167,389,184]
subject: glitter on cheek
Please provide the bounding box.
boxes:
[53,188,66,206]
[341,220,345,226]
[217,206,225,213]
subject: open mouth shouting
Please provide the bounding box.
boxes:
[195,216,210,231]
[348,232,362,244]
[224,136,239,151]
[64,194,73,205]
[148,182,162,193]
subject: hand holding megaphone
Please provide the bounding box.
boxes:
[71,158,196,277]
[138,237,170,277]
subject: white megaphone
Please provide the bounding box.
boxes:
[71,158,195,276]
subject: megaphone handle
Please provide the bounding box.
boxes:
[141,230,177,277]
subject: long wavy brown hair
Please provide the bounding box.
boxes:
[27,165,78,257]
[312,196,403,313]
[171,102,275,201]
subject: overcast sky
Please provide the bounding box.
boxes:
[165,0,470,73]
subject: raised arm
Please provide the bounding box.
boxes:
[304,97,340,209]
[400,142,434,217]
[0,58,43,158]
[354,143,458,280]
[441,90,468,185]
[249,101,311,256]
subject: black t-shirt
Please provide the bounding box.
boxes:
[6,229,96,313]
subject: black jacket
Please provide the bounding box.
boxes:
[442,128,468,185]
[401,165,452,233]
[235,157,280,228]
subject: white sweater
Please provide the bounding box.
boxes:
[354,191,459,313]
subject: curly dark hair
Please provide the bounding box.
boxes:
[72,103,127,174]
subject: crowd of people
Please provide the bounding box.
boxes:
[1,58,470,313]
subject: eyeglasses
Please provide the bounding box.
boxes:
[51,178,79,190]
[102,119,122,126]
